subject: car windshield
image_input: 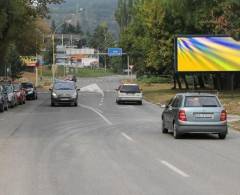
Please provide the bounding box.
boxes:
[185,96,220,107]
[13,84,20,90]
[120,85,140,93]
[22,83,33,88]
[54,82,75,90]
[3,85,12,93]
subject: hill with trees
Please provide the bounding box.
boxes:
[49,0,119,36]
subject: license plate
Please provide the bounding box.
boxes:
[194,113,214,118]
[61,98,69,101]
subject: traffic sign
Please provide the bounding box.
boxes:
[108,48,123,57]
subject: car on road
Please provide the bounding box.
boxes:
[13,83,26,105]
[0,85,8,112]
[161,93,228,139]
[2,83,17,108]
[50,80,79,107]
[116,83,143,105]
[21,82,38,100]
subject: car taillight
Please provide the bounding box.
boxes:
[178,110,187,121]
[220,110,227,121]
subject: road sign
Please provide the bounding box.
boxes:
[129,65,134,70]
[108,48,123,57]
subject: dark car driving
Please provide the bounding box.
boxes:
[50,80,79,107]
[21,82,38,100]
[0,85,8,112]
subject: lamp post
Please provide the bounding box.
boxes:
[52,19,72,82]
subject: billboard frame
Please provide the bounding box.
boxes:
[174,34,240,73]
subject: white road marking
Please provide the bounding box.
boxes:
[118,106,134,109]
[95,108,103,114]
[80,84,104,97]
[79,104,112,125]
[159,160,190,178]
[121,132,135,142]
[0,118,4,121]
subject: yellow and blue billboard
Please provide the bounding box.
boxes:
[177,36,240,72]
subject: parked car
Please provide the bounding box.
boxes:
[0,85,8,112]
[116,84,143,105]
[21,82,38,100]
[50,80,79,106]
[2,84,17,108]
[161,93,228,139]
[13,83,26,105]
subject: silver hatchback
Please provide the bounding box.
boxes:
[162,93,228,139]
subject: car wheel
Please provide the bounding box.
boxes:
[162,119,168,134]
[4,103,8,111]
[74,101,78,107]
[219,132,227,139]
[173,123,181,139]
[138,101,143,105]
[0,104,4,112]
[51,101,55,107]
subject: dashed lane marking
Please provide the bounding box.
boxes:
[159,160,190,178]
[121,132,135,142]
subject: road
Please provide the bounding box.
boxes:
[0,76,240,195]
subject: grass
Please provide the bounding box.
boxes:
[138,82,240,115]
[130,81,240,130]
[41,66,115,78]
[229,121,240,132]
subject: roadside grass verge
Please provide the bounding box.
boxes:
[135,82,240,130]
[41,66,115,78]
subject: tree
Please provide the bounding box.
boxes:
[116,0,240,89]
[90,22,115,52]
[0,0,63,78]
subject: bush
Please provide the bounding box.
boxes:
[137,75,171,84]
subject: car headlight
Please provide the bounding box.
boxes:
[52,92,57,98]
[72,92,77,98]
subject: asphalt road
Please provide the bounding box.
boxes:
[0,76,240,195]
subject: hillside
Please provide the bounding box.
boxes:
[50,0,119,36]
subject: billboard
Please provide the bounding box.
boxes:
[21,56,37,67]
[176,36,240,72]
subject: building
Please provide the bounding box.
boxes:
[56,45,99,68]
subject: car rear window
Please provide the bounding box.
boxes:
[185,96,220,107]
[120,85,140,93]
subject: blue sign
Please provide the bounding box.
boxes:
[108,48,123,57]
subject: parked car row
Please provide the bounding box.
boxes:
[0,82,37,113]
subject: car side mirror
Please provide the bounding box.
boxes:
[49,88,52,91]
[77,89,80,91]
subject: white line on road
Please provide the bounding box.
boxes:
[159,160,190,178]
[0,118,4,121]
[79,104,112,125]
[121,132,135,142]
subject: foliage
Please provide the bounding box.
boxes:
[90,22,115,52]
[116,0,240,89]
[0,0,62,77]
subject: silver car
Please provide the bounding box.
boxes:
[116,84,143,105]
[50,80,79,107]
[162,93,228,139]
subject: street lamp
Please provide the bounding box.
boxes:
[52,19,72,82]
